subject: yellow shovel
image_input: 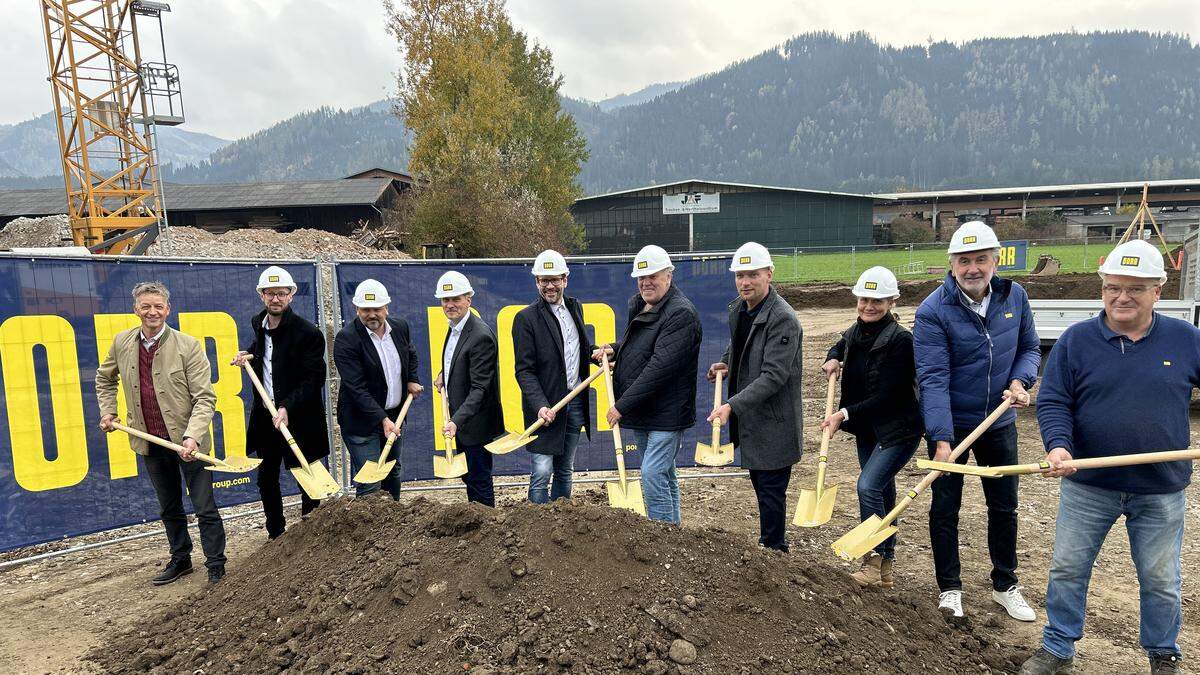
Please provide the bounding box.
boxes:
[794,372,839,527]
[433,385,469,479]
[485,368,605,454]
[113,421,261,473]
[242,363,340,499]
[831,398,1013,561]
[694,370,735,466]
[352,393,414,484]
[918,447,1200,477]
[600,351,646,516]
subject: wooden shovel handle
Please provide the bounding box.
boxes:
[1005,448,1200,475]
[112,421,223,467]
[241,363,311,471]
[378,393,415,464]
[438,385,456,453]
[521,367,606,437]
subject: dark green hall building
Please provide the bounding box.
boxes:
[571,179,877,254]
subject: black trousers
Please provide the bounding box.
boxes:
[256,450,321,539]
[460,444,494,507]
[927,423,1019,592]
[143,446,227,569]
[749,466,791,552]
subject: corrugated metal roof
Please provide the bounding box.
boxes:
[872,178,1200,201]
[575,178,876,202]
[0,178,395,218]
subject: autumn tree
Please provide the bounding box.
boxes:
[387,0,588,257]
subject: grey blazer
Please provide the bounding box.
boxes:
[721,288,804,470]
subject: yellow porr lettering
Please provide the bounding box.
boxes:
[426,306,482,450]
[496,305,525,433]
[178,312,247,461]
[582,303,617,431]
[0,315,88,491]
[93,313,142,479]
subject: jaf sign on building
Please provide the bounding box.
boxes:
[663,192,720,251]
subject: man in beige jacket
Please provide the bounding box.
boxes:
[96,281,226,585]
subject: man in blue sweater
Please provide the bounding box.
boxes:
[1020,240,1194,675]
[913,220,1041,621]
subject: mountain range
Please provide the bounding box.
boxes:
[3,31,1198,195]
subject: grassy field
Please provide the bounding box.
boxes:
[771,242,1109,283]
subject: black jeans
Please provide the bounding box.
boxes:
[461,444,494,507]
[748,466,791,552]
[927,423,1019,592]
[143,446,227,569]
[256,451,321,539]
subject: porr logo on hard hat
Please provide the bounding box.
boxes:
[1121,256,1140,266]
[365,294,375,301]
[268,275,279,282]
[738,256,751,264]
[962,235,977,244]
[636,261,648,269]
[442,284,453,291]
[864,281,878,290]
[543,262,554,269]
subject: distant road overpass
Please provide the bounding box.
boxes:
[872,179,1200,220]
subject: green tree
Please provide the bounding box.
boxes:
[387,0,588,256]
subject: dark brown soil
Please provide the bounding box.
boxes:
[90,497,1024,674]
[779,271,1182,310]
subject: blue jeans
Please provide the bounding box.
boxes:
[1042,479,1185,660]
[345,431,402,500]
[528,399,585,504]
[855,434,919,560]
[631,429,682,524]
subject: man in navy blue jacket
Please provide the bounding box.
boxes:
[913,221,1041,621]
[1019,240,1194,675]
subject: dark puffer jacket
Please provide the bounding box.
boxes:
[611,284,703,431]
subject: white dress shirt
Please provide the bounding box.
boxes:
[139,325,166,350]
[367,319,404,409]
[960,287,991,317]
[261,316,275,404]
[551,300,581,389]
[443,316,467,384]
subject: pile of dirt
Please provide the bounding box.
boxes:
[149,226,411,260]
[91,498,1024,674]
[0,214,72,249]
[780,270,1182,309]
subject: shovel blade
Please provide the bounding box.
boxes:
[289,462,340,500]
[831,515,897,561]
[203,455,261,473]
[484,432,537,455]
[694,442,735,467]
[433,451,469,479]
[605,480,647,517]
[793,484,838,528]
[353,459,397,485]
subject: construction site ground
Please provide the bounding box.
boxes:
[0,306,1195,674]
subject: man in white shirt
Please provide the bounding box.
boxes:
[333,279,423,500]
[513,250,596,503]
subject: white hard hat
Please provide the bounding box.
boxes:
[947,220,1001,255]
[853,266,900,299]
[729,241,774,272]
[532,250,569,276]
[1098,239,1167,284]
[352,278,391,308]
[631,245,674,278]
[256,265,296,291]
[435,270,474,299]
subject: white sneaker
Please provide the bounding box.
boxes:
[993,585,1036,622]
[938,590,964,618]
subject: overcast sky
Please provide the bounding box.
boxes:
[2,0,1196,140]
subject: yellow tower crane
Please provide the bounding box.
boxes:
[39,0,183,254]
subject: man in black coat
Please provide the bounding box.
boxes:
[434,271,504,506]
[334,278,423,500]
[707,242,804,552]
[513,250,594,504]
[595,245,702,524]
[232,266,329,539]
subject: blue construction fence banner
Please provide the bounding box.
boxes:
[334,257,743,482]
[997,240,1029,271]
[0,256,319,552]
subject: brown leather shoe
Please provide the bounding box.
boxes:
[879,556,895,589]
[850,553,883,587]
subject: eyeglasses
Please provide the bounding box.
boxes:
[1102,284,1151,297]
[536,277,566,287]
[262,290,292,299]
